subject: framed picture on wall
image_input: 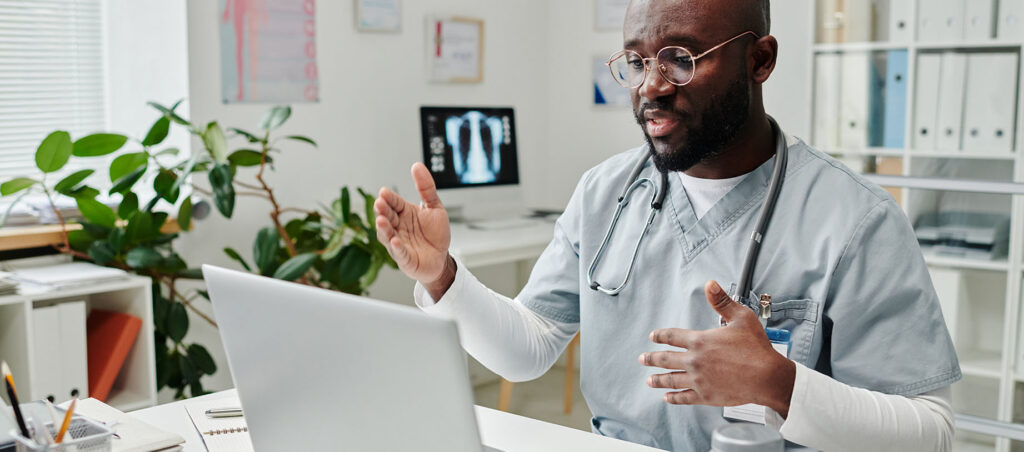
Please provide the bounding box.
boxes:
[593,55,630,107]
[356,0,401,33]
[427,16,484,83]
[595,0,629,30]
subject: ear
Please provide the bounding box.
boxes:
[749,35,778,84]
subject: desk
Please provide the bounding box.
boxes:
[448,220,555,268]
[130,389,662,451]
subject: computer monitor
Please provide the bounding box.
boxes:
[420,106,523,220]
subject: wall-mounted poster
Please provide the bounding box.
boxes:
[593,56,630,107]
[220,0,320,103]
[427,16,484,83]
[356,0,401,32]
[595,0,629,30]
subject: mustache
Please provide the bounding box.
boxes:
[634,101,685,123]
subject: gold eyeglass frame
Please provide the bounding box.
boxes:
[606,30,760,88]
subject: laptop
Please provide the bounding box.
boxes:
[203,264,500,452]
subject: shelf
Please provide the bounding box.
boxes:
[822,147,905,158]
[915,41,1023,51]
[958,350,1003,379]
[925,255,1010,272]
[813,42,909,52]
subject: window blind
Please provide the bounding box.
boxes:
[0,0,106,181]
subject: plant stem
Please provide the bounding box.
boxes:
[255,136,297,257]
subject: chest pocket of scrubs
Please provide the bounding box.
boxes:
[764,298,821,365]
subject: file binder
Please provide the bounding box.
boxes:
[868,52,888,147]
[913,53,942,150]
[964,0,996,40]
[840,52,871,150]
[962,52,1019,153]
[997,0,1024,40]
[935,52,967,151]
[918,0,965,41]
[889,0,913,41]
[30,305,61,403]
[58,302,88,402]
[883,50,908,148]
[813,53,842,149]
[816,0,843,43]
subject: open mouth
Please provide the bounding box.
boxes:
[646,117,680,138]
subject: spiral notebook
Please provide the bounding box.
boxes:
[184,395,253,452]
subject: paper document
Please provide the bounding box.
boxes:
[58,398,184,452]
[185,395,253,452]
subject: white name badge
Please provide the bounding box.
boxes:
[722,341,789,425]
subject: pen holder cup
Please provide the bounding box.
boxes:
[10,417,113,452]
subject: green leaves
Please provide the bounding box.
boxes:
[142,116,171,147]
[125,246,162,269]
[73,134,128,157]
[147,100,190,126]
[166,302,189,342]
[186,344,216,375]
[53,170,94,194]
[109,152,149,182]
[208,163,235,218]
[118,193,139,218]
[76,198,116,228]
[35,131,73,173]
[259,106,291,131]
[253,227,281,276]
[283,135,316,147]
[177,197,193,231]
[1,178,38,196]
[227,150,265,167]
[87,241,115,265]
[273,253,317,281]
[202,122,228,164]
[223,247,252,271]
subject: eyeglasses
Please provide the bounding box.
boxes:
[606,30,759,89]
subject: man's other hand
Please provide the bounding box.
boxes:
[374,163,455,298]
[639,280,796,418]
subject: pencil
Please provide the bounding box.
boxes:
[55,397,76,443]
[1,361,29,439]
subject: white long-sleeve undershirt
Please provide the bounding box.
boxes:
[414,258,955,452]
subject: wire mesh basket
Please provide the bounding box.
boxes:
[10,416,113,452]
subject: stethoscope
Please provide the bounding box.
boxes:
[586,118,789,306]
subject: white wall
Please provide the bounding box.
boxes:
[172,0,813,396]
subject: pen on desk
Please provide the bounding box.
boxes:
[1,361,29,439]
[205,407,244,418]
[55,397,76,443]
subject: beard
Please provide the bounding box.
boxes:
[635,77,751,173]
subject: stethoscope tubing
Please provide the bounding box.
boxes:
[587,118,788,299]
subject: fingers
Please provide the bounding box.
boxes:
[663,389,701,405]
[637,350,687,370]
[374,196,400,229]
[377,186,406,215]
[647,371,692,390]
[705,280,742,323]
[410,163,443,209]
[649,328,697,349]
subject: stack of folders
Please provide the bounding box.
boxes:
[9,262,128,291]
[0,278,17,296]
[185,395,253,452]
[813,50,909,151]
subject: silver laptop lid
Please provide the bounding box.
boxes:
[203,264,484,451]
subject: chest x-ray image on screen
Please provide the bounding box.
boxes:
[420,106,520,188]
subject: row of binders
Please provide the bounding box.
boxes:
[813,50,1019,153]
[817,0,1024,43]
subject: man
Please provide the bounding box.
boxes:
[374,0,960,450]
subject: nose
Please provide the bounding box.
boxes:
[637,62,676,100]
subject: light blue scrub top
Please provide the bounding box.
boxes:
[517,134,961,450]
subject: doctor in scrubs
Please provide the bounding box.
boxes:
[374,0,960,450]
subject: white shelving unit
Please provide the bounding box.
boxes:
[0,275,157,412]
[808,1,1024,450]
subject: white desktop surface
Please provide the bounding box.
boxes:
[448,219,555,268]
[130,389,662,451]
